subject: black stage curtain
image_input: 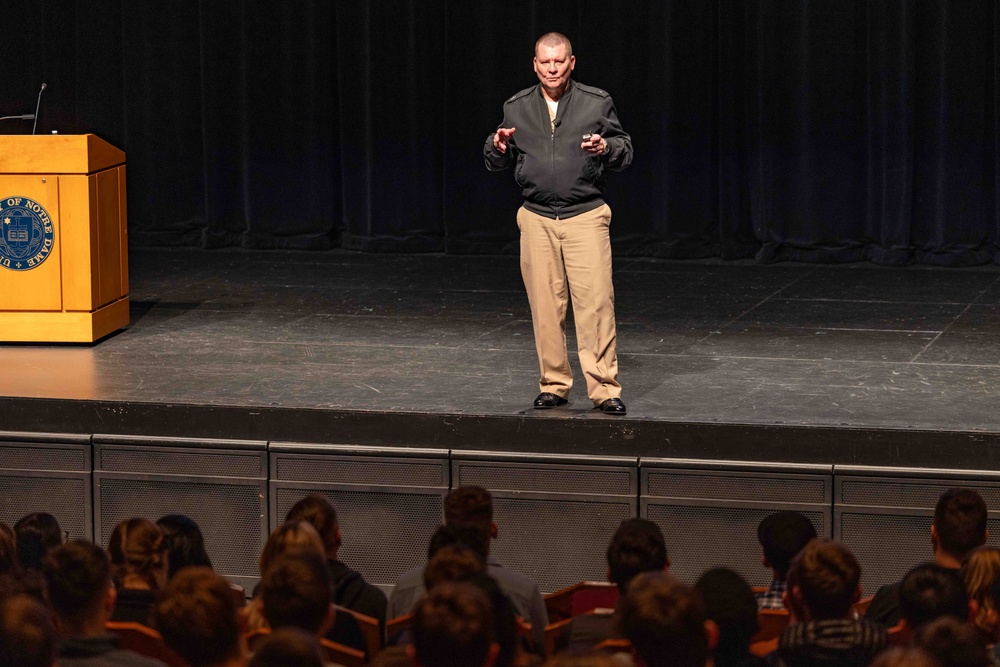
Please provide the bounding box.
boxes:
[3,1,999,264]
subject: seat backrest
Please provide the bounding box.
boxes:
[751,609,791,643]
[887,621,910,647]
[593,638,633,654]
[750,636,779,658]
[320,637,366,667]
[337,605,381,660]
[544,581,618,622]
[853,595,874,618]
[106,621,190,667]
[543,616,575,658]
[386,612,413,645]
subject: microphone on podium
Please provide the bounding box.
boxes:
[32,83,47,135]
[0,84,47,128]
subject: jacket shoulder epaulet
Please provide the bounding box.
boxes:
[504,86,537,106]
[574,82,610,99]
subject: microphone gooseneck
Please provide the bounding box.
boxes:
[32,83,47,135]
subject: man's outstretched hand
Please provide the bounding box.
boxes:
[493,127,516,154]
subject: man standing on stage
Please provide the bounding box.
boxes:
[485,32,633,415]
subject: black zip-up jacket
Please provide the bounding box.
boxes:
[484,80,633,219]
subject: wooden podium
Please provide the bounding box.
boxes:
[0,135,129,342]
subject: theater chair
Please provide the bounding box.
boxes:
[544,581,619,622]
[336,606,381,660]
[106,621,189,667]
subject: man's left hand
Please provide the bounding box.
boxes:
[581,134,607,154]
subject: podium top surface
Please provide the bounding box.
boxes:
[0,134,125,174]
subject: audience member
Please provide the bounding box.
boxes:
[563,518,670,653]
[387,486,548,647]
[619,571,714,667]
[107,518,169,624]
[868,488,988,627]
[259,551,335,637]
[960,546,1000,648]
[423,544,488,592]
[770,539,886,667]
[408,581,499,667]
[914,616,991,667]
[151,567,248,667]
[247,627,324,667]
[285,494,388,626]
[156,515,213,579]
[427,523,491,562]
[257,520,326,577]
[695,567,764,667]
[43,540,165,666]
[755,512,817,611]
[868,646,942,667]
[254,521,366,656]
[0,522,19,575]
[15,512,63,572]
[898,564,970,631]
[0,593,57,667]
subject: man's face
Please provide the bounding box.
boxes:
[534,43,575,98]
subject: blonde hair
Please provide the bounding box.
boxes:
[961,546,1000,641]
[258,521,325,577]
[107,518,167,589]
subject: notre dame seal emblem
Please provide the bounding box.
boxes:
[0,197,55,271]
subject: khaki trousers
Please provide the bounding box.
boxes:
[517,203,621,405]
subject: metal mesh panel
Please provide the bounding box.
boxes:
[490,496,634,593]
[645,503,826,587]
[98,448,264,478]
[97,478,264,578]
[646,472,827,504]
[841,480,1000,509]
[0,445,86,472]
[455,463,633,496]
[274,456,446,487]
[0,474,89,540]
[840,512,1000,593]
[274,487,444,588]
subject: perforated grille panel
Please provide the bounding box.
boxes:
[839,512,1000,593]
[274,487,444,587]
[841,480,1000,509]
[0,474,90,540]
[0,445,87,472]
[647,472,827,504]
[645,504,826,587]
[274,456,446,487]
[455,463,633,495]
[97,477,265,581]
[490,496,634,593]
[98,448,264,478]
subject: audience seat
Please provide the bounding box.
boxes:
[750,609,791,643]
[594,637,633,654]
[544,581,618,622]
[543,616,575,657]
[337,605,381,659]
[887,621,910,647]
[386,612,413,646]
[106,621,189,667]
[750,636,779,658]
[853,595,873,617]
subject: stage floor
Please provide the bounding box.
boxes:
[3,248,1000,468]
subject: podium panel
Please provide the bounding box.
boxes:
[0,135,128,342]
[0,178,62,310]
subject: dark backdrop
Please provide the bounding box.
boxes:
[3,1,999,265]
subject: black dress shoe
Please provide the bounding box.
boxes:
[599,398,627,415]
[533,392,569,409]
